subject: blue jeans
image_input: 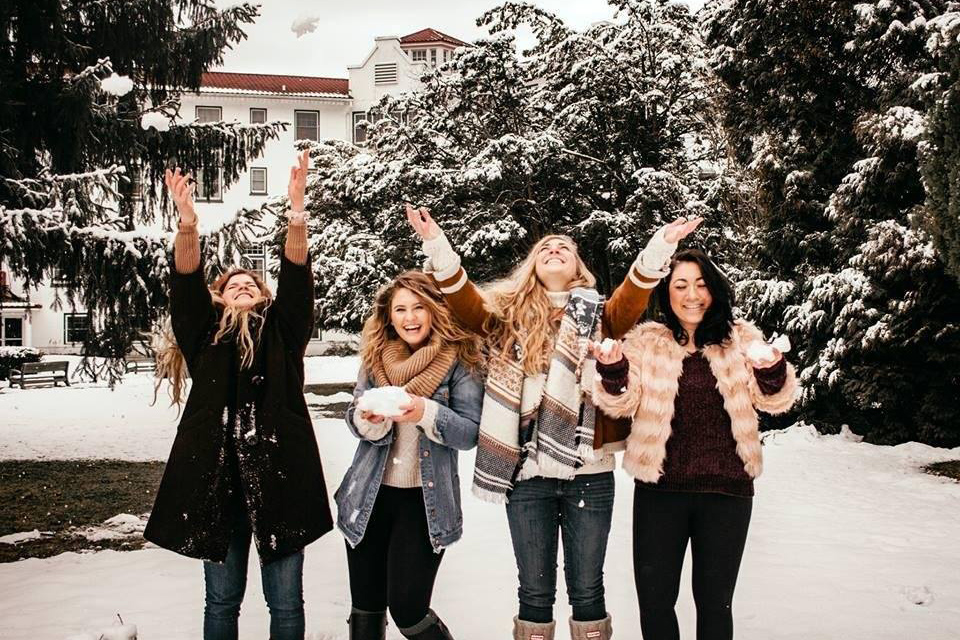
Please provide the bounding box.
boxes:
[203,526,305,640]
[505,471,615,623]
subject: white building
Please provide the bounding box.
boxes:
[1,28,466,354]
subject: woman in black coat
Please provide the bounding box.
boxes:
[144,151,332,640]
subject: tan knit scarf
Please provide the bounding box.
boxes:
[371,336,457,398]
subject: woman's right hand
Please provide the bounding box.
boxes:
[164,167,197,225]
[359,410,386,424]
[590,340,624,366]
[405,203,442,241]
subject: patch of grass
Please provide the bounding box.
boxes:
[924,460,960,481]
[0,460,165,562]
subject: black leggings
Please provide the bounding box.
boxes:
[633,485,752,640]
[345,486,444,629]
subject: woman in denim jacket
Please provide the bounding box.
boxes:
[336,270,484,640]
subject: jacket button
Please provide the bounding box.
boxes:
[427,481,434,488]
[422,450,429,457]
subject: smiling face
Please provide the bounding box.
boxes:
[668,260,713,333]
[533,236,579,288]
[222,273,264,309]
[390,287,433,350]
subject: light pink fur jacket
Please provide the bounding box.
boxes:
[591,320,798,482]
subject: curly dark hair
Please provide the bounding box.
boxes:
[652,248,735,348]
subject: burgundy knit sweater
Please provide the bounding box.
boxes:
[598,351,787,497]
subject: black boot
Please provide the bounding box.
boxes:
[399,609,454,640]
[348,608,387,640]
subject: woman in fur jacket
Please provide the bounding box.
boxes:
[590,248,797,640]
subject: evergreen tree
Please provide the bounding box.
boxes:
[294,0,727,333]
[0,1,284,380]
[704,0,960,445]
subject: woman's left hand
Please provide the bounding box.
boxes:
[662,216,704,244]
[287,149,309,222]
[396,395,426,424]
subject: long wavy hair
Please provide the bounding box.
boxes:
[652,248,735,348]
[482,234,596,375]
[154,268,273,407]
[360,271,484,374]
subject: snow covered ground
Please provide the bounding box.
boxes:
[1,357,959,639]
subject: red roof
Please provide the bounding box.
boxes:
[399,28,467,47]
[200,72,349,96]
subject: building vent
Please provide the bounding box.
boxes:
[374,63,398,85]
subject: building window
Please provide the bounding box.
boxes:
[241,243,266,281]
[352,112,368,145]
[295,110,319,141]
[250,167,267,195]
[411,49,427,63]
[374,63,398,85]
[64,313,90,344]
[2,317,23,346]
[430,49,437,66]
[443,49,449,62]
[195,166,222,202]
[50,268,72,288]
[196,106,222,123]
[121,165,142,201]
[250,108,267,124]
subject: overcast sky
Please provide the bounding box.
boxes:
[215,0,707,78]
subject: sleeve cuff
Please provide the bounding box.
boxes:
[174,220,201,274]
[422,233,461,280]
[753,357,788,395]
[418,398,443,444]
[355,413,393,441]
[634,226,678,280]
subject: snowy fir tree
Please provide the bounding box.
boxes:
[704,0,960,445]
[290,0,734,333]
[0,1,285,380]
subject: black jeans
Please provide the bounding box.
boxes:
[505,472,615,623]
[345,486,444,629]
[633,485,752,640]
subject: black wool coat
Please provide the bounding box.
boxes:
[144,254,333,564]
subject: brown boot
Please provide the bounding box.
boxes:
[569,614,612,640]
[512,616,556,640]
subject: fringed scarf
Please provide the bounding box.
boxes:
[472,287,604,503]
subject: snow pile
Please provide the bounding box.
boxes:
[0,530,50,545]
[356,386,410,417]
[139,112,170,132]
[64,616,137,640]
[99,73,133,96]
[75,514,147,542]
[291,15,321,38]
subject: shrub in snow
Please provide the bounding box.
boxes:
[0,347,42,380]
[357,386,411,417]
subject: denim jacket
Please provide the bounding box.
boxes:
[335,360,483,552]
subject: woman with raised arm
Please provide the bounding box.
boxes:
[336,271,484,640]
[406,205,701,640]
[590,249,798,640]
[145,151,332,640]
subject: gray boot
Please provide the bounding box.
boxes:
[569,614,612,640]
[348,608,386,640]
[512,616,556,640]
[399,608,454,639]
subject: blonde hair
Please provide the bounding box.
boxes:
[360,271,484,374]
[482,234,596,375]
[153,268,273,406]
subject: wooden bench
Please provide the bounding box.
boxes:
[124,355,157,374]
[9,361,70,388]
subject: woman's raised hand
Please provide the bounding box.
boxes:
[287,149,310,224]
[405,204,442,241]
[164,167,197,225]
[662,216,704,244]
[590,339,624,366]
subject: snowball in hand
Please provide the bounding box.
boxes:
[745,340,776,363]
[357,386,411,418]
[99,73,134,96]
[771,334,791,353]
[140,112,170,132]
[598,338,616,357]
[291,15,321,37]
